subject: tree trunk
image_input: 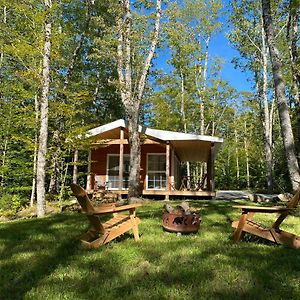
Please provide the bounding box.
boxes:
[234,120,240,187]
[36,0,52,217]
[244,121,250,189]
[30,94,39,207]
[287,0,300,155]
[0,6,6,68]
[72,149,79,184]
[127,112,141,198]
[261,20,274,192]
[262,0,300,191]
[180,70,190,178]
[117,0,161,200]
[198,36,210,135]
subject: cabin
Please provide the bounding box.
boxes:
[84,119,223,199]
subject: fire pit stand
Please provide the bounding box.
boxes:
[162,203,201,233]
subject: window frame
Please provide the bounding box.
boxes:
[146,153,167,190]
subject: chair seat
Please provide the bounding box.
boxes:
[71,183,142,249]
[231,187,300,249]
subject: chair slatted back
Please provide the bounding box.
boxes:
[70,184,104,233]
[286,187,300,208]
[70,183,95,214]
[272,187,300,229]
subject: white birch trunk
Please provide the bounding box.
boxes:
[0,6,6,68]
[180,70,190,178]
[117,0,161,200]
[30,94,39,206]
[262,0,300,191]
[261,20,274,192]
[199,36,210,135]
[72,149,78,184]
[36,0,52,217]
[244,121,250,189]
[234,124,240,186]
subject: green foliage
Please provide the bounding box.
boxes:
[0,193,27,216]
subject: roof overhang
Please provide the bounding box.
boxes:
[85,119,223,162]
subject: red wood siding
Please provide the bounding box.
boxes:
[90,143,170,190]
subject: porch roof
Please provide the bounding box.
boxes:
[86,119,223,162]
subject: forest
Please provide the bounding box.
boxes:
[0,0,299,217]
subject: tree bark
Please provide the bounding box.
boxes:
[261,0,300,191]
[244,121,250,189]
[180,70,190,178]
[36,0,52,217]
[261,20,274,192]
[0,6,6,68]
[72,149,78,184]
[234,117,240,187]
[117,0,161,200]
[286,0,300,155]
[30,94,39,207]
[197,36,210,136]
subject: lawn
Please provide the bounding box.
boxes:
[1,199,300,300]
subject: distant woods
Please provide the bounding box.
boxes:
[0,0,299,216]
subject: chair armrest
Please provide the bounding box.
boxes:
[92,203,142,215]
[232,205,292,213]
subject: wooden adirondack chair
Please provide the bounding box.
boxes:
[70,183,141,249]
[232,188,300,249]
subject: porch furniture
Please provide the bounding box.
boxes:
[70,183,142,249]
[179,174,207,191]
[232,188,300,249]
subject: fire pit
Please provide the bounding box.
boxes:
[162,202,201,233]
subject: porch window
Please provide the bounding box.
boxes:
[147,154,166,189]
[107,154,130,189]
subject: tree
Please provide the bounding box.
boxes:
[36,0,52,217]
[116,0,162,199]
[261,0,300,191]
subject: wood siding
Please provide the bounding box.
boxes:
[90,143,170,191]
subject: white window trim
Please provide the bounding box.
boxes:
[106,154,130,190]
[146,153,166,190]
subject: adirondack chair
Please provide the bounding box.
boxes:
[232,188,300,249]
[70,183,141,249]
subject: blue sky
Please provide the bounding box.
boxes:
[153,0,254,93]
[209,32,253,92]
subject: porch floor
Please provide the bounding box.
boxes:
[110,189,216,198]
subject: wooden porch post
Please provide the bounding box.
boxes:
[165,142,170,200]
[119,128,124,190]
[171,147,175,190]
[86,149,92,191]
[207,143,215,192]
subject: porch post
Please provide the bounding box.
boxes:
[86,149,92,191]
[165,142,170,200]
[118,128,124,190]
[207,143,215,191]
[171,147,175,190]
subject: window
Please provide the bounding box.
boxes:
[107,155,130,189]
[147,154,166,189]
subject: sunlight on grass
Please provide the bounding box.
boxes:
[1,200,300,300]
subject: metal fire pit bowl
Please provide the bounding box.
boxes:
[163,211,201,233]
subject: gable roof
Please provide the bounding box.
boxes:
[86,119,223,162]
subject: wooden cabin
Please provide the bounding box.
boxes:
[85,119,223,199]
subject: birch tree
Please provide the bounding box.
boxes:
[116,0,162,199]
[36,0,52,217]
[229,0,276,191]
[261,0,300,191]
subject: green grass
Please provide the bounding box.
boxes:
[1,200,300,300]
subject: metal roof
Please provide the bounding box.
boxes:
[86,119,223,162]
